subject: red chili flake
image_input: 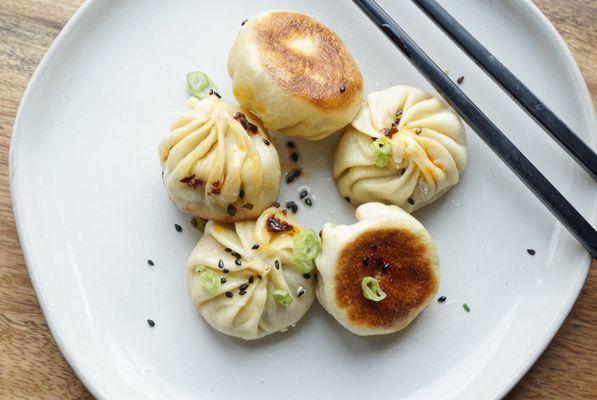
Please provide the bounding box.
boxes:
[383,125,398,138]
[179,174,204,189]
[266,215,294,233]
[211,180,222,195]
[234,112,258,134]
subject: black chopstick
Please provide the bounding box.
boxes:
[412,0,597,181]
[352,0,597,258]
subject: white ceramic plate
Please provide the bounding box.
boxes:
[10,0,596,399]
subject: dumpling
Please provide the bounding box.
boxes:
[187,207,319,340]
[316,202,439,336]
[334,85,467,212]
[158,96,281,222]
[227,10,363,140]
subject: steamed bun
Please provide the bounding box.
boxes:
[187,207,317,340]
[316,203,439,336]
[228,10,363,140]
[158,96,281,222]
[334,85,467,212]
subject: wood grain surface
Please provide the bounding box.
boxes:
[0,1,595,399]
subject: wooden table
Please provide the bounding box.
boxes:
[0,1,595,398]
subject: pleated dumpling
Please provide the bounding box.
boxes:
[316,203,440,336]
[334,85,467,212]
[227,10,363,140]
[159,96,281,222]
[187,207,319,340]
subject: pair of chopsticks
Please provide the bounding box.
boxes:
[352,0,597,258]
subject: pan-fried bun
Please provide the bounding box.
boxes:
[316,202,439,335]
[228,10,363,140]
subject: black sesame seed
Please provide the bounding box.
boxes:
[243,203,254,210]
[208,89,222,98]
[298,288,306,297]
[248,276,254,284]
[302,273,311,279]
[174,224,182,232]
[286,201,297,211]
[147,319,155,327]
[415,127,422,134]
[273,201,280,208]
[400,168,406,175]
[394,118,401,124]
[227,204,237,216]
[286,175,295,184]
[239,290,247,296]
[300,190,308,199]
[344,196,351,202]
[382,263,391,273]
[218,259,224,269]
[221,277,227,284]
[226,291,233,298]
[305,198,313,206]
[292,169,302,178]
[225,248,232,253]
[263,138,270,145]
[275,260,280,270]
[241,19,248,25]
[527,249,536,255]
[231,251,241,259]
[438,296,447,303]
[407,198,415,205]
[147,259,154,266]
[239,283,249,291]
[223,268,230,274]
[319,230,322,237]
[457,76,465,84]
[239,189,245,199]
[362,256,369,266]
[235,259,242,266]
[287,141,296,148]
[291,152,299,162]
[396,110,403,117]
[339,85,346,93]
[252,244,260,250]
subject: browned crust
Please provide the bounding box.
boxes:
[334,228,438,328]
[253,11,362,109]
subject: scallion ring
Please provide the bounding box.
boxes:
[369,136,393,168]
[292,229,320,273]
[272,289,293,307]
[187,71,218,100]
[361,277,387,301]
[199,270,221,292]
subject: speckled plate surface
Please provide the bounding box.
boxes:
[10,0,596,399]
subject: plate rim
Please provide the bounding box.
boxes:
[8,0,596,399]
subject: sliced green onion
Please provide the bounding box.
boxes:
[187,71,218,100]
[190,217,207,232]
[292,229,320,273]
[272,289,293,307]
[199,270,221,292]
[462,303,471,313]
[369,136,393,168]
[361,277,387,301]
